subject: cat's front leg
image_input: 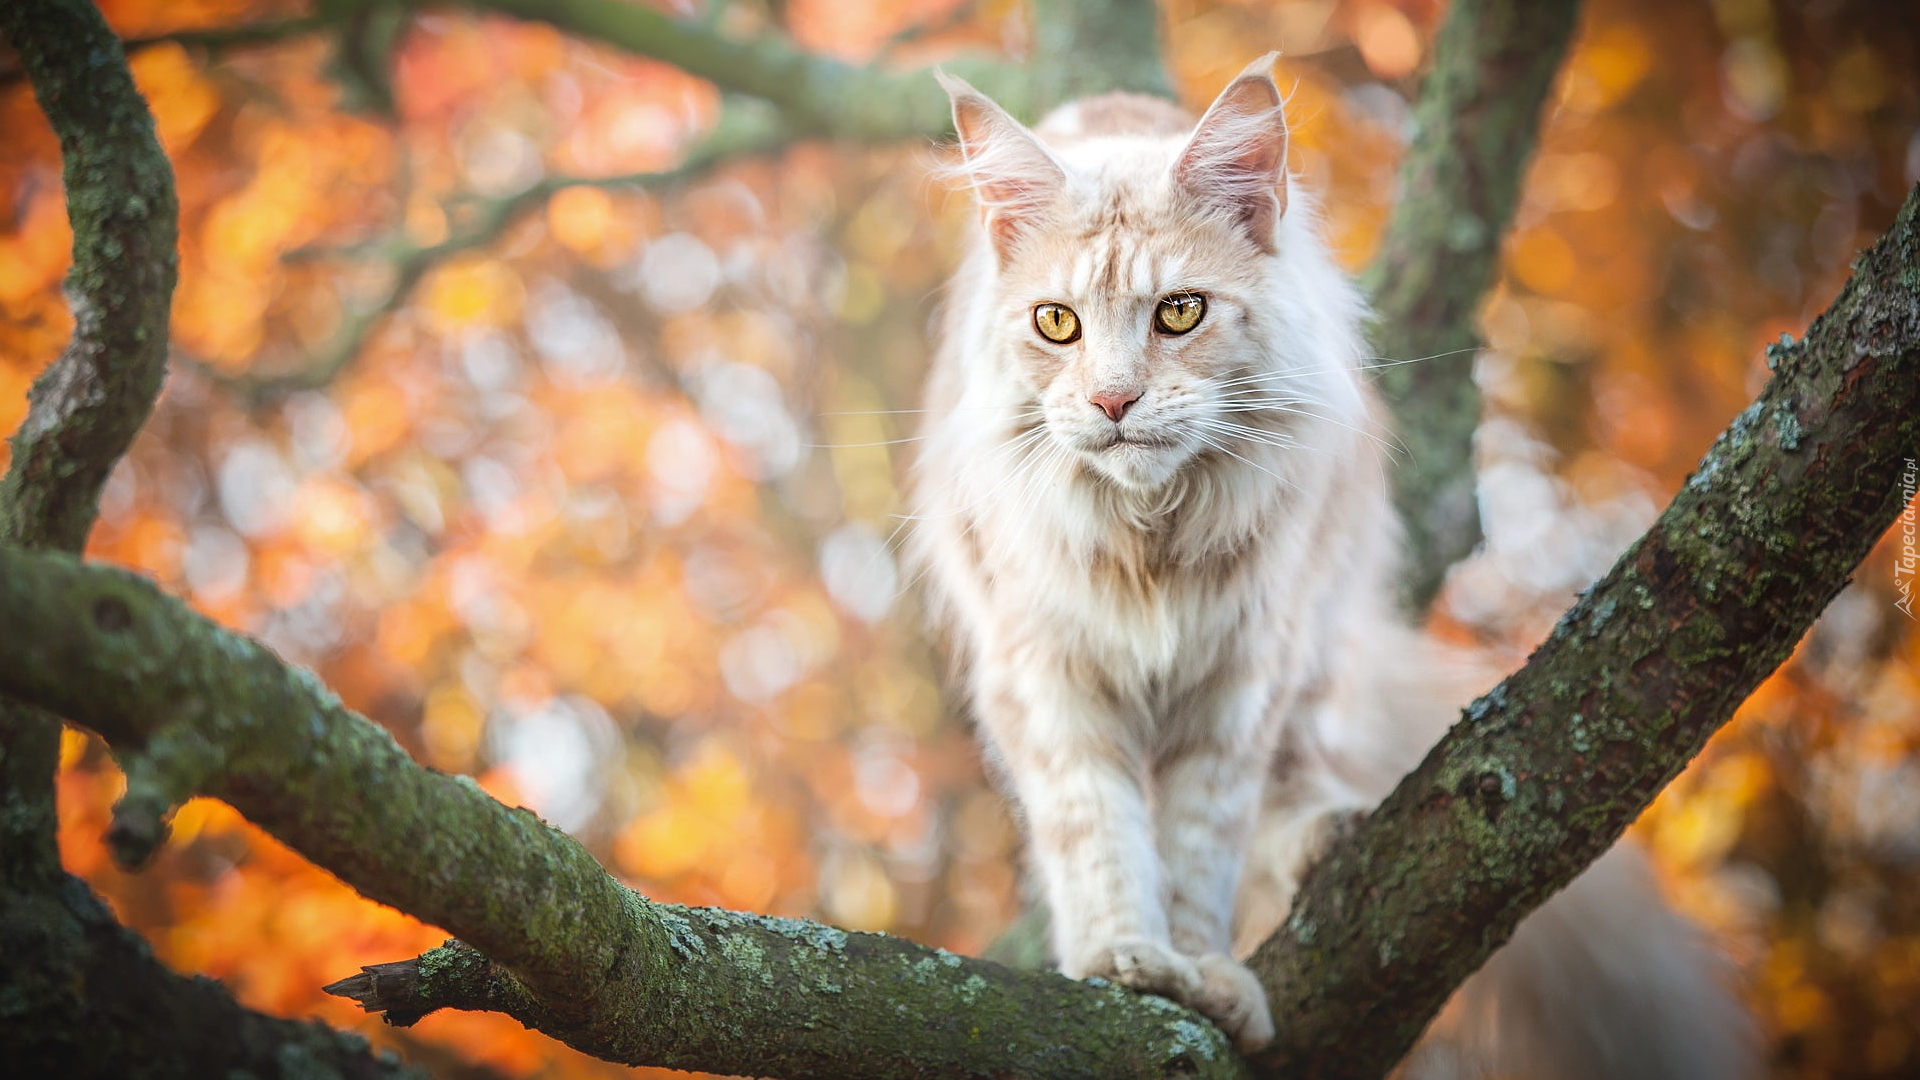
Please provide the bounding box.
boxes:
[1153,681,1282,1049]
[975,674,1201,1003]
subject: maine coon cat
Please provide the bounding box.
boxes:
[908,57,1758,1076]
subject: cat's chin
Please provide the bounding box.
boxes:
[1081,439,1189,491]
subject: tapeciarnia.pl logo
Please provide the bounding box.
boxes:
[1897,457,1917,620]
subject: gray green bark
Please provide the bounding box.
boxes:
[1248,186,1920,1080]
[1362,0,1584,611]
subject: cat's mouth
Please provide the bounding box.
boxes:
[1102,432,1177,450]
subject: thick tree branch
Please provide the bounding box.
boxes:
[1249,186,1920,1080]
[0,544,1246,1080]
[1362,0,1584,610]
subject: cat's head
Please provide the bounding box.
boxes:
[941,57,1320,493]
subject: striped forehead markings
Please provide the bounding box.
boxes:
[1056,242,1191,302]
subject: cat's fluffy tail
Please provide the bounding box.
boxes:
[1401,843,1760,1080]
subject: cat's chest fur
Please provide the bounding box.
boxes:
[945,453,1297,698]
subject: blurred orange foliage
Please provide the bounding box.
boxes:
[5,1,1919,1077]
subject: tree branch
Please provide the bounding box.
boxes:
[0,543,1247,1080]
[1249,185,1920,1080]
[0,16,329,88]
[1361,0,1585,610]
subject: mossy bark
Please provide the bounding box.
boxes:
[1362,0,1584,611]
[1249,185,1920,1080]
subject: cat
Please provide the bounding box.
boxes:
[907,56,1759,1076]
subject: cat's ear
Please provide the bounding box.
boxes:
[1173,54,1289,251]
[938,71,1067,261]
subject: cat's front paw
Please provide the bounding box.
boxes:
[1192,953,1275,1052]
[1071,942,1274,1051]
[1071,937,1203,1001]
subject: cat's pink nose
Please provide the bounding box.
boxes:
[1090,389,1141,423]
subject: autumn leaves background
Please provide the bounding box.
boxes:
[4,0,1919,1076]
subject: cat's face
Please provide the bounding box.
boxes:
[943,62,1294,493]
[992,210,1277,491]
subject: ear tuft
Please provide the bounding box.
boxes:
[938,71,1068,261]
[1173,54,1289,251]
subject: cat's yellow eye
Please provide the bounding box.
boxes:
[1155,293,1206,335]
[1033,302,1081,344]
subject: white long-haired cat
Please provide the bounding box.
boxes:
[908,57,1758,1076]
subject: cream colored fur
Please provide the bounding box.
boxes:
[909,58,1757,1074]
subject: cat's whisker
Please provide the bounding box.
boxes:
[803,435,928,449]
[1209,397,1406,460]
[1192,419,1300,448]
[1189,419,1330,461]
[1354,346,1479,370]
[880,426,1051,537]
[815,403,1046,418]
[1202,366,1347,390]
[886,425,1052,530]
[1196,347,1479,395]
[1189,431,1299,493]
[891,429,1068,599]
